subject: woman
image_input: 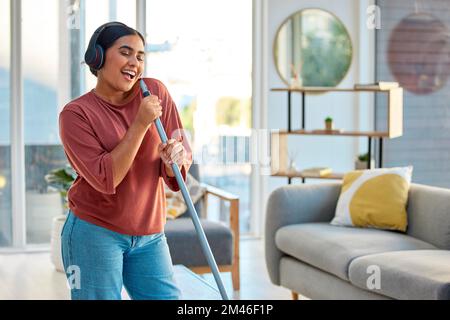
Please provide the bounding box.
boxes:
[59,22,192,300]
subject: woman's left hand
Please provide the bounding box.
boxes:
[158,136,188,170]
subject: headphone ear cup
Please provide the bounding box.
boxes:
[85,22,128,71]
[93,44,105,70]
[84,45,96,67]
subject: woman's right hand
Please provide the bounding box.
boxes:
[135,95,163,128]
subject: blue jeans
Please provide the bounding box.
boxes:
[60,210,181,300]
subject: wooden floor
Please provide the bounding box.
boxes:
[0,238,297,300]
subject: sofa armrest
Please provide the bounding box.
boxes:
[265,182,342,285]
[200,183,239,201]
[407,183,450,250]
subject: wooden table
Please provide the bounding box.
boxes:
[173,265,222,300]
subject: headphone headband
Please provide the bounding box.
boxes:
[84,21,128,71]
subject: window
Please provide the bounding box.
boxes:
[145,0,253,233]
[84,0,137,90]
[0,0,12,247]
[23,0,67,244]
[19,0,138,245]
[1,0,255,249]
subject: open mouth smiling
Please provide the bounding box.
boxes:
[122,69,137,81]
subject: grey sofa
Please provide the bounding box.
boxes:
[265,182,450,300]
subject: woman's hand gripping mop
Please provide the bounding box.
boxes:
[139,79,229,300]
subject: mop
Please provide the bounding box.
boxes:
[139,79,229,300]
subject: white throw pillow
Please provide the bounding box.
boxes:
[164,172,206,219]
[331,166,413,232]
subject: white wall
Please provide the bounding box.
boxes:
[259,0,375,234]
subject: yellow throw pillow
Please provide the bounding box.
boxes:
[331,166,413,232]
[164,173,206,219]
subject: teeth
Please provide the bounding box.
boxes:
[123,70,136,77]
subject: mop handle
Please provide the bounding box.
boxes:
[140,80,229,300]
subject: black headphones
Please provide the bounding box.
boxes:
[84,21,128,71]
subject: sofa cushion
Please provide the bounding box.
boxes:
[165,218,233,266]
[275,222,436,281]
[349,250,450,300]
[331,166,413,232]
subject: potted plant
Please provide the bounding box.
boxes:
[45,165,76,206]
[325,116,333,131]
[45,165,76,272]
[355,153,374,170]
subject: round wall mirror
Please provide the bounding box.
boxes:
[274,9,353,87]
